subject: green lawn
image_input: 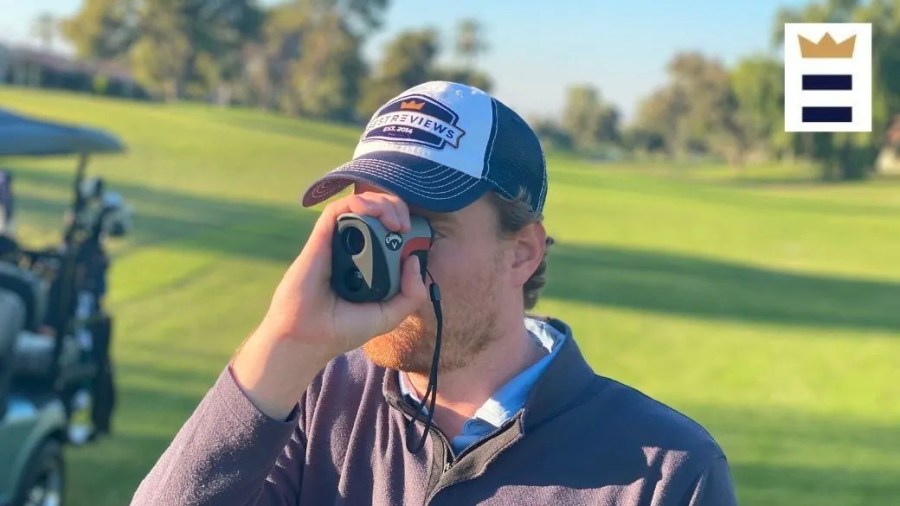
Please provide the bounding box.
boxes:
[2,87,898,506]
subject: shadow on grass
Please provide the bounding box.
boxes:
[683,405,900,506]
[732,462,899,506]
[553,169,900,218]
[65,354,234,504]
[8,166,892,505]
[545,242,900,333]
[9,164,318,264]
[65,431,172,506]
[64,384,206,506]
[12,163,900,333]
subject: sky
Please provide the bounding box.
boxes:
[0,0,810,120]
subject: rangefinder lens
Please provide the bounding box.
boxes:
[342,226,366,255]
[345,268,366,292]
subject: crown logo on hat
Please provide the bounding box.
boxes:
[400,100,426,111]
[799,33,856,58]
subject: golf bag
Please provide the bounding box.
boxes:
[0,170,13,234]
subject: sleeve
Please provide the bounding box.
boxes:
[130,365,307,505]
[685,455,739,506]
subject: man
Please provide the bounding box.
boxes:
[132,81,737,505]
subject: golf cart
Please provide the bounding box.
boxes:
[0,108,131,506]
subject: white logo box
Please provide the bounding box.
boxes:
[784,23,872,133]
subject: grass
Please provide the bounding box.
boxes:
[1,86,898,506]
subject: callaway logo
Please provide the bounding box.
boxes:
[363,94,466,149]
[385,232,403,251]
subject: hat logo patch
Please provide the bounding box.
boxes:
[363,94,466,149]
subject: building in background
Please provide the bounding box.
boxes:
[0,43,149,100]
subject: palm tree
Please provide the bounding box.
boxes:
[455,19,486,70]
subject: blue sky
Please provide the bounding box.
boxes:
[0,0,808,120]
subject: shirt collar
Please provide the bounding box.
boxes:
[382,316,596,438]
[398,316,568,429]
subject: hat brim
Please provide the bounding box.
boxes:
[301,151,492,213]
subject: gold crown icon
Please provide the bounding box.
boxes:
[400,100,425,111]
[799,33,856,58]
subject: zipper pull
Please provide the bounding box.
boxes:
[443,451,453,473]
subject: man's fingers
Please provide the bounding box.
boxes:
[344,194,395,231]
[350,192,411,233]
[389,196,411,233]
[294,191,415,295]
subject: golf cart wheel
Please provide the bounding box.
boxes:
[14,439,65,506]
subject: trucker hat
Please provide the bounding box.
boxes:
[301,81,547,214]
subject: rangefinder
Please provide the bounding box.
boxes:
[331,213,433,302]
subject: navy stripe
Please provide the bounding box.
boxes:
[802,107,853,123]
[802,75,853,90]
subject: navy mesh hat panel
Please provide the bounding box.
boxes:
[483,99,547,214]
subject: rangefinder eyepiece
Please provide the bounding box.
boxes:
[331,213,433,302]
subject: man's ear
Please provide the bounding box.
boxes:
[510,221,547,285]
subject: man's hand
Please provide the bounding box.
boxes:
[231,192,429,419]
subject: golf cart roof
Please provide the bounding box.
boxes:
[0,108,125,157]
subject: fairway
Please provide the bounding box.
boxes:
[1,87,898,506]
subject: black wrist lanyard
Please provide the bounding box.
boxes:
[405,269,442,454]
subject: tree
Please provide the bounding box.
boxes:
[300,0,390,35]
[237,0,389,118]
[561,84,620,152]
[530,117,572,151]
[774,0,900,179]
[61,0,263,100]
[621,126,666,155]
[129,10,190,99]
[147,0,264,99]
[357,29,440,119]
[632,86,688,155]
[60,0,140,60]
[730,55,791,160]
[455,19,487,70]
[668,52,741,159]
[31,13,57,50]
[631,52,743,162]
[284,12,366,120]
[438,20,492,92]
[248,3,314,111]
[357,22,498,120]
